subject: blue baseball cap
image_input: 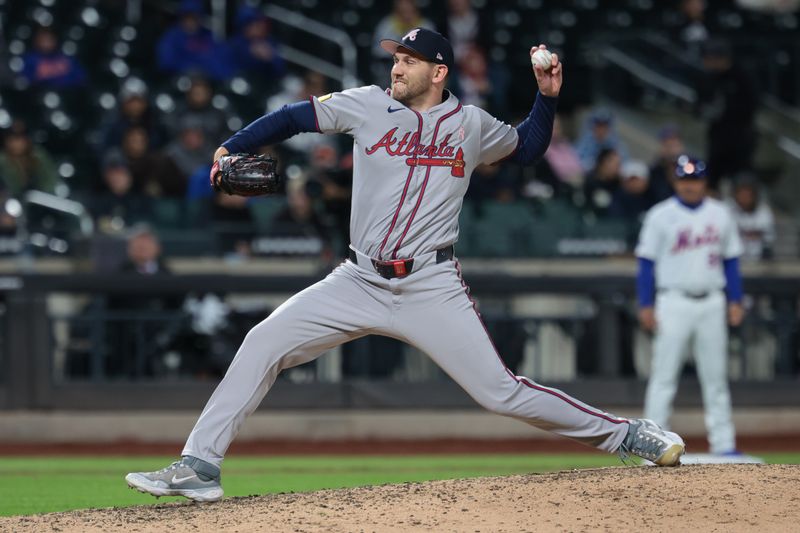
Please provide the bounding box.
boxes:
[178,0,204,15]
[380,28,454,71]
[675,155,707,180]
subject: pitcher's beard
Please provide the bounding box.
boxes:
[391,78,428,105]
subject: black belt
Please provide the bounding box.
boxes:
[660,290,710,299]
[348,245,454,279]
[683,291,710,299]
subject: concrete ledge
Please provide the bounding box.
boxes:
[1,408,799,443]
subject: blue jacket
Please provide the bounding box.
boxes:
[22,51,86,88]
[157,26,232,81]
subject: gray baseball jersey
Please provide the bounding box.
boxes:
[183,86,631,467]
[311,86,517,259]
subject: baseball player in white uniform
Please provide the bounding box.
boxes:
[636,155,744,455]
[126,29,685,502]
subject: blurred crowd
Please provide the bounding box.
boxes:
[0,0,790,381]
[0,0,785,269]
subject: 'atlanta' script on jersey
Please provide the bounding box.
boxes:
[365,128,465,176]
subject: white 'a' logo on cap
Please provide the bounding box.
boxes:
[403,29,420,41]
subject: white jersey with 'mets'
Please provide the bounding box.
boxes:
[635,197,743,292]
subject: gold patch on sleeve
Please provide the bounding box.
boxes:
[318,93,333,103]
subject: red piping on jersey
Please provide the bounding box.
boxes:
[453,260,629,427]
[377,109,424,259]
[308,96,321,133]
[390,103,463,258]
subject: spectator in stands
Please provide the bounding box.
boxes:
[118,225,171,275]
[211,191,255,258]
[671,0,709,60]
[98,77,165,153]
[187,163,213,200]
[727,173,776,261]
[168,76,231,144]
[165,115,213,189]
[156,0,230,81]
[107,126,183,198]
[442,0,509,116]
[266,71,332,162]
[371,0,436,83]
[443,0,483,62]
[90,157,149,233]
[698,39,758,189]
[649,124,685,202]
[539,114,584,192]
[574,109,629,172]
[454,44,491,108]
[583,148,622,217]
[470,162,520,205]
[271,178,331,258]
[0,120,59,196]
[610,160,657,246]
[21,25,86,89]
[227,6,286,81]
[105,225,182,377]
[304,143,351,257]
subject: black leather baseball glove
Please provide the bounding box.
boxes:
[210,154,281,197]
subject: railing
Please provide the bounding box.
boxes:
[23,191,94,237]
[0,270,797,411]
[263,4,361,88]
[598,45,697,104]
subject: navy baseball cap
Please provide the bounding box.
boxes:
[380,28,454,71]
[675,155,707,180]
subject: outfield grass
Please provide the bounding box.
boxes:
[0,453,798,516]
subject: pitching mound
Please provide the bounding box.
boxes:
[3,464,798,532]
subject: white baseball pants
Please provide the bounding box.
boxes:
[644,290,736,453]
[183,257,630,467]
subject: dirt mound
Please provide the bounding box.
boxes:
[2,464,798,532]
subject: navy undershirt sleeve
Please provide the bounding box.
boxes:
[723,257,743,303]
[221,100,318,154]
[637,257,656,307]
[510,92,558,165]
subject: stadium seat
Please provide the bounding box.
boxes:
[471,201,539,257]
[248,196,287,234]
[148,198,186,230]
[159,228,217,256]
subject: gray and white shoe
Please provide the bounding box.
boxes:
[125,456,224,502]
[619,418,685,466]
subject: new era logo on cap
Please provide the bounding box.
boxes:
[380,28,454,71]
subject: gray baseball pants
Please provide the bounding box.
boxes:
[183,255,630,466]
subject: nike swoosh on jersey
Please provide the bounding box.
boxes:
[387,106,404,113]
[171,474,198,484]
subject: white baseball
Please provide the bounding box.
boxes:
[531,49,553,71]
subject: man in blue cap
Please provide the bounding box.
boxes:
[636,155,744,457]
[227,6,286,79]
[156,0,231,80]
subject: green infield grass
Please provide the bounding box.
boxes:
[0,453,798,516]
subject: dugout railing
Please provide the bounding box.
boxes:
[0,269,798,411]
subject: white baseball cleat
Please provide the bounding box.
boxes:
[618,418,686,466]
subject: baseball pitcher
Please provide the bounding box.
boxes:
[126,29,685,502]
[636,156,744,455]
